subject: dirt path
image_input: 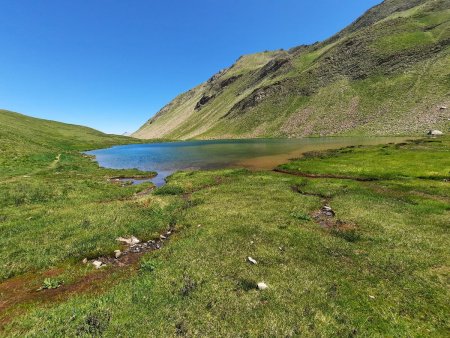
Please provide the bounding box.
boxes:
[1,153,62,184]
[48,153,61,169]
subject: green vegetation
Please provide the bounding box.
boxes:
[1,110,448,336]
[38,278,63,291]
[0,109,165,281]
[134,0,449,139]
[279,138,450,180]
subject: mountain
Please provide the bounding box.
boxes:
[134,0,450,140]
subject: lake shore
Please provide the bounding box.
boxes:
[1,135,449,336]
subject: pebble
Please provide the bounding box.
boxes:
[257,282,268,290]
[160,235,167,240]
[82,258,88,264]
[92,260,103,269]
[247,256,257,264]
[114,250,122,258]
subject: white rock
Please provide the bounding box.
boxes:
[428,130,443,136]
[257,282,268,290]
[82,258,88,264]
[92,260,103,269]
[130,236,140,244]
[247,256,257,264]
[160,235,167,240]
[116,236,141,245]
[114,250,122,258]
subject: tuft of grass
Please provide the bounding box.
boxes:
[153,185,185,196]
[38,278,63,291]
[139,259,156,273]
[291,211,312,221]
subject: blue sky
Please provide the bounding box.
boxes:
[0,0,380,134]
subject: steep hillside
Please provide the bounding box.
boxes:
[134,0,450,139]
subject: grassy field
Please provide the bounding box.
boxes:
[1,111,448,336]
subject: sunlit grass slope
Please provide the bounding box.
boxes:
[135,0,450,139]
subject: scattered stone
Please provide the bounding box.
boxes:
[197,224,202,227]
[427,130,443,136]
[438,105,447,110]
[257,282,268,290]
[250,240,254,244]
[369,295,375,299]
[114,250,122,258]
[321,205,335,217]
[160,235,167,240]
[247,256,257,264]
[92,260,103,269]
[82,258,88,264]
[116,236,140,245]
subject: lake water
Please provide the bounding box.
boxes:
[87,137,413,186]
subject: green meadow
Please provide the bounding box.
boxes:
[1,110,449,336]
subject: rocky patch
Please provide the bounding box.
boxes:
[84,228,175,269]
[195,94,216,111]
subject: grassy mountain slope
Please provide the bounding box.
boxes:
[0,110,158,282]
[0,109,139,177]
[134,0,450,139]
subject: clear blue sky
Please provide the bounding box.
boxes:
[0,0,380,134]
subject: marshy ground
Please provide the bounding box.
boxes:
[0,120,449,336]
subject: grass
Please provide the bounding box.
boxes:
[279,138,450,180]
[1,110,449,336]
[0,110,167,281]
[134,0,450,139]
